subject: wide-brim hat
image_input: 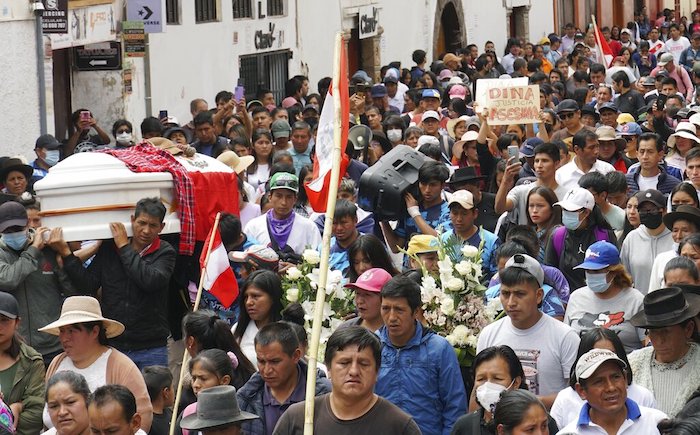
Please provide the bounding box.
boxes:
[667,122,700,149]
[630,287,700,329]
[180,385,258,430]
[0,158,32,183]
[446,116,469,139]
[39,296,125,338]
[216,151,255,174]
[663,205,700,231]
[448,166,485,185]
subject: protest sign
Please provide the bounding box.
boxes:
[477,82,540,126]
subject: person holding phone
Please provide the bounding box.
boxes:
[64,108,111,156]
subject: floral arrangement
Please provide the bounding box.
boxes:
[408,231,502,366]
[281,249,355,358]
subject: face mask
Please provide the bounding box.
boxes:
[585,271,612,293]
[387,129,402,143]
[671,204,680,212]
[303,117,318,129]
[476,380,513,413]
[116,132,133,144]
[562,210,581,231]
[640,211,663,229]
[3,231,27,251]
[543,45,551,54]
[43,150,60,167]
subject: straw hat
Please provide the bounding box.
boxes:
[216,151,255,174]
[39,296,125,338]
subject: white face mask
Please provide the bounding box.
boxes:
[476,380,514,413]
[387,129,402,143]
[116,132,133,144]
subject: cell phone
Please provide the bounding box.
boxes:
[234,84,245,103]
[587,83,595,91]
[656,94,667,111]
[159,110,168,120]
[80,111,90,122]
[507,145,520,161]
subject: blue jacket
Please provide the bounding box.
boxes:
[625,164,681,195]
[375,322,467,435]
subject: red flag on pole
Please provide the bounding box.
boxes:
[199,225,238,308]
[592,16,614,68]
[305,42,350,212]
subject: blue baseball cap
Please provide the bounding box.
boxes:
[421,88,441,100]
[520,138,543,157]
[574,241,620,270]
[617,122,642,136]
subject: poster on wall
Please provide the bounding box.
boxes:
[42,0,68,33]
[126,0,162,33]
[50,4,117,49]
[0,0,33,21]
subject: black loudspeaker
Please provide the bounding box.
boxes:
[357,145,427,220]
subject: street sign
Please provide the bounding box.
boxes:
[126,0,163,33]
[73,42,122,71]
[42,0,68,34]
[123,21,145,57]
[358,5,379,39]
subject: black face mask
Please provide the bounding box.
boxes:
[304,117,318,129]
[671,204,680,212]
[640,211,663,229]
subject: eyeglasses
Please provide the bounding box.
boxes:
[559,112,577,120]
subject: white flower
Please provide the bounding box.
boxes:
[465,334,478,349]
[452,325,470,345]
[436,314,447,326]
[440,296,456,316]
[455,261,472,276]
[445,277,465,292]
[461,245,479,258]
[303,249,321,265]
[286,266,302,280]
[285,287,300,303]
[438,257,453,275]
[301,300,315,321]
[445,334,458,346]
[484,298,503,319]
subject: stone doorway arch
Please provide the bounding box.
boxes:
[434,0,467,56]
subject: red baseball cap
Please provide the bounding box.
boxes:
[344,268,392,293]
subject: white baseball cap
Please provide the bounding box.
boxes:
[555,187,595,211]
[575,349,626,381]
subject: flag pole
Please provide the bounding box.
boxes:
[303,32,345,435]
[591,15,606,69]
[168,211,222,435]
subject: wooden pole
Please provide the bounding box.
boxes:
[168,212,222,435]
[303,32,344,435]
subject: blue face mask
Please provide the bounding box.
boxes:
[561,210,581,231]
[44,150,60,167]
[543,45,551,54]
[586,271,612,293]
[3,231,27,251]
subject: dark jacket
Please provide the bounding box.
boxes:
[9,342,45,435]
[62,238,176,351]
[236,359,331,435]
[0,235,78,356]
[451,408,559,435]
[625,164,682,194]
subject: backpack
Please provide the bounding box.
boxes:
[552,225,609,259]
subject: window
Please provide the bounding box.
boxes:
[268,0,284,16]
[557,0,575,32]
[195,0,218,23]
[239,50,290,103]
[232,0,253,19]
[166,0,180,24]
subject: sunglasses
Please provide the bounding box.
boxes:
[560,112,577,120]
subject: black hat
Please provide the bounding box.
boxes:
[630,287,700,328]
[0,201,27,233]
[180,385,258,430]
[580,105,599,120]
[448,167,485,185]
[556,99,579,114]
[598,102,619,113]
[35,134,62,150]
[0,158,32,183]
[663,205,700,230]
[0,292,18,319]
[636,189,666,209]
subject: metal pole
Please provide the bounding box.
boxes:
[35,10,48,135]
[144,33,152,116]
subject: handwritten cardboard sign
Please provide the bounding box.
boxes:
[476,79,540,125]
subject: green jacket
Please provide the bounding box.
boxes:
[7,342,45,435]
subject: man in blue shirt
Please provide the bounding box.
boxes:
[288,121,313,175]
[31,134,62,185]
[190,111,229,157]
[324,199,361,276]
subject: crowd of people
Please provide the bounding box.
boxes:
[5,6,700,435]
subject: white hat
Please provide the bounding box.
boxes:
[658,53,674,66]
[555,187,595,211]
[165,116,179,125]
[504,253,544,287]
[667,121,700,148]
[417,135,440,147]
[575,349,626,381]
[448,189,475,210]
[689,113,700,128]
[39,296,125,339]
[421,110,440,122]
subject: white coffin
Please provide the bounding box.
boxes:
[33,152,233,242]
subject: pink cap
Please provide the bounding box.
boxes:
[449,84,467,100]
[282,97,299,109]
[344,268,392,293]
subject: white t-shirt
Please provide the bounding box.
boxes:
[507,183,569,225]
[232,321,259,369]
[477,314,580,396]
[244,212,322,254]
[648,249,677,292]
[603,204,626,232]
[239,202,261,229]
[550,384,657,430]
[637,173,660,192]
[556,403,667,435]
[563,287,645,353]
[247,164,270,190]
[664,37,691,64]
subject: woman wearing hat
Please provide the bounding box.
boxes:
[0,291,46,435]
[649,205,700,290]
[628,287,700,417]
[40,296,153,431]
[0,158,33,197]
[564,241,646,353]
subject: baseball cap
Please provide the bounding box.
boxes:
[575,349,626,381]
[574,241,621,270]
[658,53,674,66]
[538,36,551,45]
[421,89,441,100]
[35,134,62,150]
[555,187,595,212]
[616,122,642,136]
[383,74,398,84]
[164,116,179,125]
[449,85,467,100]
[417,135,440,147]
[438,69,454,81]
[620,28,632,35]
[0,202,28,233]
[504,253,544,287]
[370,84,388,98]
[598,102,619,113]
[344,268,392,293]
[617,113,636,125]
[548,34,560,43]
[302,104,319,114]
[595,125,619,141]
[271,120,292,139]
[520,138,543,158]
[228,245,279,270]
[0,292,18,319]
[407,234,439,256]
[448,190,475,210]
[636,189,666,208]
[269,172,299,193]
[556,99,579,114]
[421,110,440,122]
[281,97,299,109]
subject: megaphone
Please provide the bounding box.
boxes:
[348,124,372,151]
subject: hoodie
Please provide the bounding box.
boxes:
[620,225,674,293]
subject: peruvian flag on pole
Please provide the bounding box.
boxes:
[592,15,614,68]
[200,223,238,308]
[305,40,350,212]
